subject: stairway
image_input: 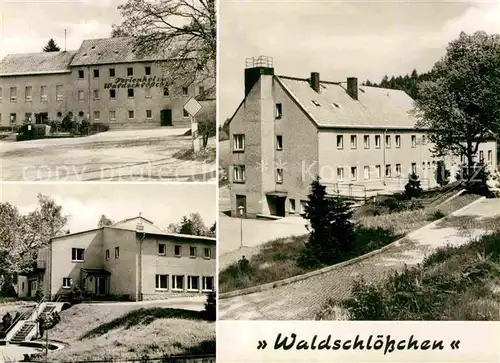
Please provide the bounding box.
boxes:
[9,321,36,343]
[40,304,56,315]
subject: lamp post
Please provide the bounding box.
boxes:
[237,206,244,248]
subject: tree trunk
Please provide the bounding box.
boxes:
[466,142,474,186]
[203,133,209,148]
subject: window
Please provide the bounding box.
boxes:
[163,87,169,96]
[300,200,307,214]
[109,68,115,78]
[198,85,204,95]
[479,150,484,162]
[172,275,184,291]
[146,110,152,119]
[62,278,72,289]
[40,86,48,102]
[105,249,110,260]
[145,66,151,75]
[385,135,391,148]
[174,245,182,256]
[233,165,245,182]
[25,86,32,102]
[422,135,427,144]
[488,150,493,164]
[375,165,381,178]
[411,135,417,147]
[156,275,168,290]
[364,166,370,180]
[350,135,357,149]
[109,110,116,120]
[187,276,199,291]
[351,166,357,181]
[26,113,33,122]
[158,243,166,255]
[78,111,84,117]
[78,90,85,101]
[396,164,402,177]
[127,88,134,98]
[312,100,321,106]
[275,103,283,119]
[10,87,17,103]
[93,69,99,78]
[411,163,417,174]
[202,276,214,291]
[109,89,116,99]
[233,134,245,151]
[189,246,197,258]
[182,87,188,96]
[56,85,63,101]
[363,135,370,149]
[289,198,296,213]
[144,88,151,98]
[337,167,344,181]
[0,87,2,102]
[385,164,392,177]
[375,135,381,148]
[128,110,135,119]
[183,109,189,118]
[204,248,211,259]
[93,110,100,121]
[276,135,283,150]
[71,248,84,262]
[337,135,344,149]
[276,168,284,183]
[10,113,17,124]
[395,135,401,148]
[78,70,84,79]
[93,90,99,100]
[115,247,119,259]
[127,67,133,76]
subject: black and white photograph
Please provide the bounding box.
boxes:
[218,0,500,321]
[0,183,216,362]
[0,0,216,182]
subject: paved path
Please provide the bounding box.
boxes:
[0,129,216,181]
[219,198,500,320]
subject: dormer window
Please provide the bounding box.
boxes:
[332,103,340,108]
[312,100,321,107]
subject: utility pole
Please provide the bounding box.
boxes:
[64,29,67,51]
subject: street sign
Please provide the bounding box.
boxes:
[183,97,203,118]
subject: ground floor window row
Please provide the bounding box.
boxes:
[155,275,214,292]
[1,107,189,125]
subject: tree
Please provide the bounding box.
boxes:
[413,31,500,186]
[207,222,216,238]
[110,26,130,38]
[197,102,216,148]
[97,214,114,227]
[43,38,60,52]
[0,194,68,277]
[435,160,450,186]
[298,177,354,268]
[405,172,423,199]
[112,0,216,94]
[167,213,214,237]
[204,290,216,321]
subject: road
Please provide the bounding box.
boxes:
[219,198,500,320]
[0,128,216,181]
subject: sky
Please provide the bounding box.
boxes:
[0,183,216,233]
[219,0,500,120]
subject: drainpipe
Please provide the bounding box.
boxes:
[87,65,91,135]
[138,232,146,301]
[48,240,52,300]
[382,129,387,186]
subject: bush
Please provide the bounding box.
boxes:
[68,286,83,304]
[204,291,216,321]
[457,163,493,197]
[405,172,423,199]
[1,277,18,298]
[427,210,446,221]
[436,160,450,186]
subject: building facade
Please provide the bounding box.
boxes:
[0,37,212,129]
[17,215,216,301]
[227,56,498,218]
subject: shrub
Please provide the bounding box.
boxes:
[204,291,216,321]
[436,160,450,186]
[68,286,83,304]
[1,276,18,298]
[405,172,423,199]
[427,210,446,221]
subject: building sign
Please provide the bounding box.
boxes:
[104,76,169,89]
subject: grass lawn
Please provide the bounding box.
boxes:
[172,145,216,163]
[219,193,481,293]
[46,304,215,362]
[0,300,36,317]
[336,230,500,320]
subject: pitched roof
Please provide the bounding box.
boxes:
[70,37,167,66]
[276,76,417,129]
[0,51,76,76]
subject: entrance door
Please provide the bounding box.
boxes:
[160,109,172,126]
[235,195,247,217]
[275,197,286,217]
[96,277,107,295]
[35,113,48,124]
[29,280,37,297]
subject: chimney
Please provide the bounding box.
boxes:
[310,72,320,93]
[347,77,358,100]
[136,218,144,232]
[244,56,274,96]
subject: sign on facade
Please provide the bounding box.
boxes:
[104,76,169,89]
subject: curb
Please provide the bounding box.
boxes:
[219,195,486,300]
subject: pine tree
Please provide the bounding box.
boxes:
[405,172,423,199]
[204,290,216,321]
[299,177,355,268]
[43,38,60,52]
